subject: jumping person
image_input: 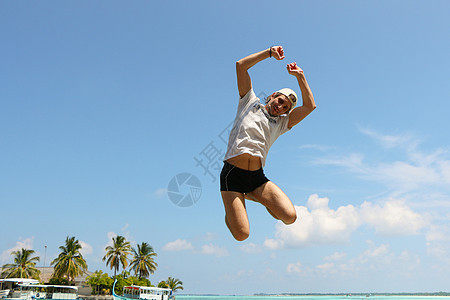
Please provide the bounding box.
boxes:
[220,46,316,241]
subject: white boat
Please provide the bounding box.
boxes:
[112,280,173,300]
[0,279,39,298]
[1,281,78,300]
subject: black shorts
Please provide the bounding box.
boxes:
[220,161,270,194]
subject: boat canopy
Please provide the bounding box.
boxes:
[0,278,39,285]
[124,286,171,292]
[18,284,78,290]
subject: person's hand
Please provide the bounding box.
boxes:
[287,62,304,76]
[271,46,285,60]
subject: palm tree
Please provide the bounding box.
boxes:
[51,236,88,283]
[102,235,131,278]
[165,277,183,292]
[1,248,40,279]
[129,242,158,278]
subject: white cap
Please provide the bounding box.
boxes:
[276,88,298,112]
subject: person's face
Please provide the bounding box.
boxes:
[268,93,292,116]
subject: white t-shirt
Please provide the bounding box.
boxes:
[223,88,290,167]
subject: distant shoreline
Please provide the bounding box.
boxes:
[176,294,450,297]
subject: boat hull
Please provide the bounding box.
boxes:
[2,284,78,300]
[112,280,173,300]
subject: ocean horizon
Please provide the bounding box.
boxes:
[176,295,450,300]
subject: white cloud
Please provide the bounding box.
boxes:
[360,199,428,236]
[317,153,443,191]
[359,128,418,150]
[240,243,263,254]
[219,269,258,283]
[202,232,218,241]
[425,224,450,264]
[398,250,421,272]
[324,252,347,262]
[316,262,335,273]
[292,241,420,277]
[266,194,360,248]
[315,153,368,175]
[162,239,194,252]
[121,224,133,242]
[439,160,450,184]
[373,161,440,190]
[200,244,229,257]
[0,237,35,263]
[299,129,450,264]
[286,261,302,273]
[105,231,117,248]
[105,225,135,249]
[426,224,450,242]
[264,239,284,250]
[334,242,393,273]
[315,130,450,193]
[266,194,428,249]
[79,241,93,256]
[360,241,389,259]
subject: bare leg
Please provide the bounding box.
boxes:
[248,181,297,224]
[221,191,250,241]
[245,193,279,220]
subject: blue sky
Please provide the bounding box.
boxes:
[1,0,450,295]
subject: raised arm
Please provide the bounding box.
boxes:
[287,62,316,128]
[236,46,285,98]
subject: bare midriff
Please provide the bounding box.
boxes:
[226,153,262,171]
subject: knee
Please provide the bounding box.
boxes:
[234,233,250,241]
[282,210,297,225]
[225,216,250,241]
[232,227,250,241]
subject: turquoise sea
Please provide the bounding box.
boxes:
[177,296,450,300]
